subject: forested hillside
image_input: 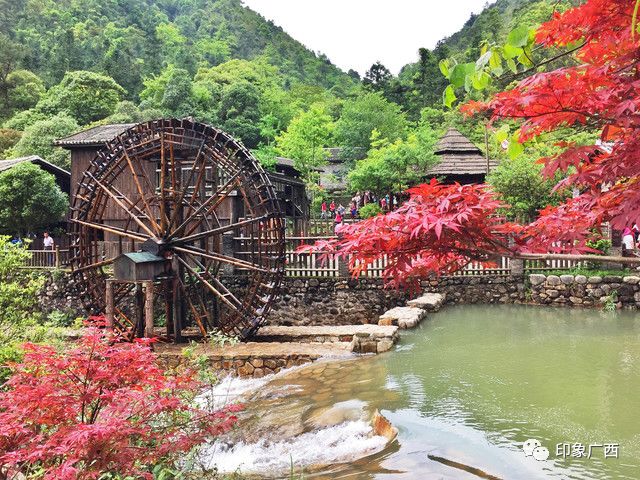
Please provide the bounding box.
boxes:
[0,0,351,98]
[0,0,588,218]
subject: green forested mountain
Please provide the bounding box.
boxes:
[1,0,351,99]
[0,0,585,219]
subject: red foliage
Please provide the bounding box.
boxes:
[0,326,239,479]
[305,0,639,286]
[300,180,516,289]
[481,0,640,232]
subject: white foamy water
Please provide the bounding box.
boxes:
[200,420,388,475]
[197,365,303,410]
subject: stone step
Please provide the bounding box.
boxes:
[378,306,427,329]
[256,324,395,341]
[406,292,446,311]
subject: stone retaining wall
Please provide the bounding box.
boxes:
[528,273,640,308]
[265,277,410,326]
[38,270,86,319]
[37,270,640,330]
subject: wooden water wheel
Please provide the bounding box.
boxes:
[69,119,285,341]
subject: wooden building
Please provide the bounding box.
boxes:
[55,123,310,239]
[426,128,498,184]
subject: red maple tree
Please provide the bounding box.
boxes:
[0,327,239,480]
[304,0,639,286]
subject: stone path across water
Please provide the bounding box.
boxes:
[378,292,445,328]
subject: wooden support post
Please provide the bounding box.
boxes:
[172,277,183,343]
[135,283,144,338]
[144,280,154,338]
[105,279,114,329]
[55,246,61,268]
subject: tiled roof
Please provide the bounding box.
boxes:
[54,123,136,147]
[0,155,70,176]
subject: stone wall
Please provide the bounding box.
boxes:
[528,273,640,308]
[38,270,86,319]
[421,276,526,305]
[36,270,640,329]
[267,277,409,326]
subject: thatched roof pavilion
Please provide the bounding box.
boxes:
[426,128,498,184]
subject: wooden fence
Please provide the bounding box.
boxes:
[20,234,633,279]
[21,248,69,269]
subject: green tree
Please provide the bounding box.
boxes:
[348,123,440,194]
[276,103,334,180]
[219,81,262,148]
[0,128,21,156]
[363,61,392,93]
[35,71,125,125]
[3,109,48,131]
[10,113,79,169]
[0,162,68,235]
[334,92,408,161]
[2,70,45,119]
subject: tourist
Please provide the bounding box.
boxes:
[320,200,327,219]
[634,223,640,243]
[43,231,55,266]
[334,211,343,234]
[337,203,346,216]
[622,226,635,256]
[329,200,336,218]
[350,202,358,219]
[380,196,387,211]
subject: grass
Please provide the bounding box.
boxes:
[529,267,634,278]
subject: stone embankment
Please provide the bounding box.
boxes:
[528,273,640,308]
[158,324,398,377]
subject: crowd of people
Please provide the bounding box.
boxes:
[319,192,401,234]
[320,192,399,219]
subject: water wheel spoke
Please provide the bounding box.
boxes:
[71,218,149,242]
[168,138,207,231]
[87,172,156,238]
[175,214,270,246]
[173,245,269,274]
[73,257,114,273]
[177,277,208,337]
[179,250,244,310]
[118,138,162,235]
[167,169,243,241]
[175,255,243,315]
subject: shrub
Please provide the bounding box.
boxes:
[0,236,44,339]
[358,203,382,219]
[0,327,240,479]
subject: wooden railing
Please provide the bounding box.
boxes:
[21,234,636,279]
[22,248,69,269]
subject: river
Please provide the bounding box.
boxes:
[203,305,640,479]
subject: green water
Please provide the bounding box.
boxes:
[219,305,640,479]
[375,304,640,479]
